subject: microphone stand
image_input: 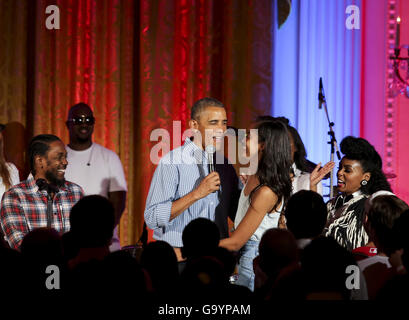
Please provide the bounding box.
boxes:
[319,79,341,199]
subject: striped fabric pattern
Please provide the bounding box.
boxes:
[144,138,220,247]
[0,174,84,250]
[325,193,369,251]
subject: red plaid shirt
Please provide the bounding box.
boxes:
[0,174,84,250]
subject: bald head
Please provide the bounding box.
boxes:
[66,102,95,150]
[68,102,93,120]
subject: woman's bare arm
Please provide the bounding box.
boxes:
[219,186,278,251]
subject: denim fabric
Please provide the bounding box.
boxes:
[235,239,259,291]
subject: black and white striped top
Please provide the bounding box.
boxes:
[325,191,369,251]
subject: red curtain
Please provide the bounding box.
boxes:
[0,0,275,245]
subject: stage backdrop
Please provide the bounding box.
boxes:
[271,0,409,201]
[0,0,276,246]
[1,0,408,246]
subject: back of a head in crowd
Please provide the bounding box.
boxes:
[258,228,298,279]
[0,246,27,294]
[285,190,327,240]
[392,209,409,269]
[182,218,220,259]
[180,255,226,302]
[28,134,62,175]
[21,227,64,266]
[69,195,115,248]
[20,228,64,293]
[365,195,409,256]
[340,136,391,195]
[103,250,148,298]
[140,240,179,294]
[301,236,357,300]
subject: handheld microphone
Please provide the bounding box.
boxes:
[318,77,324,109]
[36,178,57,226]
[205,145,215,173]
[36,178,48,191]
[36,179,59,195]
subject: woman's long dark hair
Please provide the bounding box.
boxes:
[256,115,308,172]
[287,125,308,172]
[340,136,392,195]
[249,121,293,212]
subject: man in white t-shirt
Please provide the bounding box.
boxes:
[64,103,127,251]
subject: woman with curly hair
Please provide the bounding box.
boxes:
[325,136,392,251]
[219,120,293,291]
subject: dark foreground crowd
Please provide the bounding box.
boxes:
[1,191,408,316]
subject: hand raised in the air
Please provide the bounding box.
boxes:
[310,161,335,192]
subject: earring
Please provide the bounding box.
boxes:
[361,180,368,186]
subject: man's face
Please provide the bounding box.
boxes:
[190,106,227,150]
[42,141,68,187]
[66,105,95,143]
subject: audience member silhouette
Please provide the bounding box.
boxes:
[140,240,179,301]
[20,228,65,293]
[254,228,301,300]
[0,244,27,297]
[65,195,115,269]
[179,255,232,303]
[102,250,151,307]
[64,195,115,300]
[360,195,408,299]
[181,217,220,260]
[376,209,409,300]
[301,236,358,300]
[285,190,327,250]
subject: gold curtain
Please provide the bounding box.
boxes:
[0,0,274,246]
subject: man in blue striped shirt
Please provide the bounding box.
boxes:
[144,98,240,260]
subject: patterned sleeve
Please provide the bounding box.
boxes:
[0,190,28,250]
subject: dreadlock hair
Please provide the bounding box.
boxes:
[340,136,392,195]
[28,134,62,176]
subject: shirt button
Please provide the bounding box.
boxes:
[210,202,214,205]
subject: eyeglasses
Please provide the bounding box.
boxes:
[67,116,95,125]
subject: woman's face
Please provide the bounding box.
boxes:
[337,157,370,195]
[245,127,262,160]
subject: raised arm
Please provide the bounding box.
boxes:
[310,161,335,193]
[219,186,278,252]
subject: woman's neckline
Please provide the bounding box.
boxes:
[243,175,258,197]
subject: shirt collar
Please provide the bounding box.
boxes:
[27,173,39,192]
[342,190,363,204]
[184,137,209,164]
[292,163,301,177]
[28,173,69,193]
